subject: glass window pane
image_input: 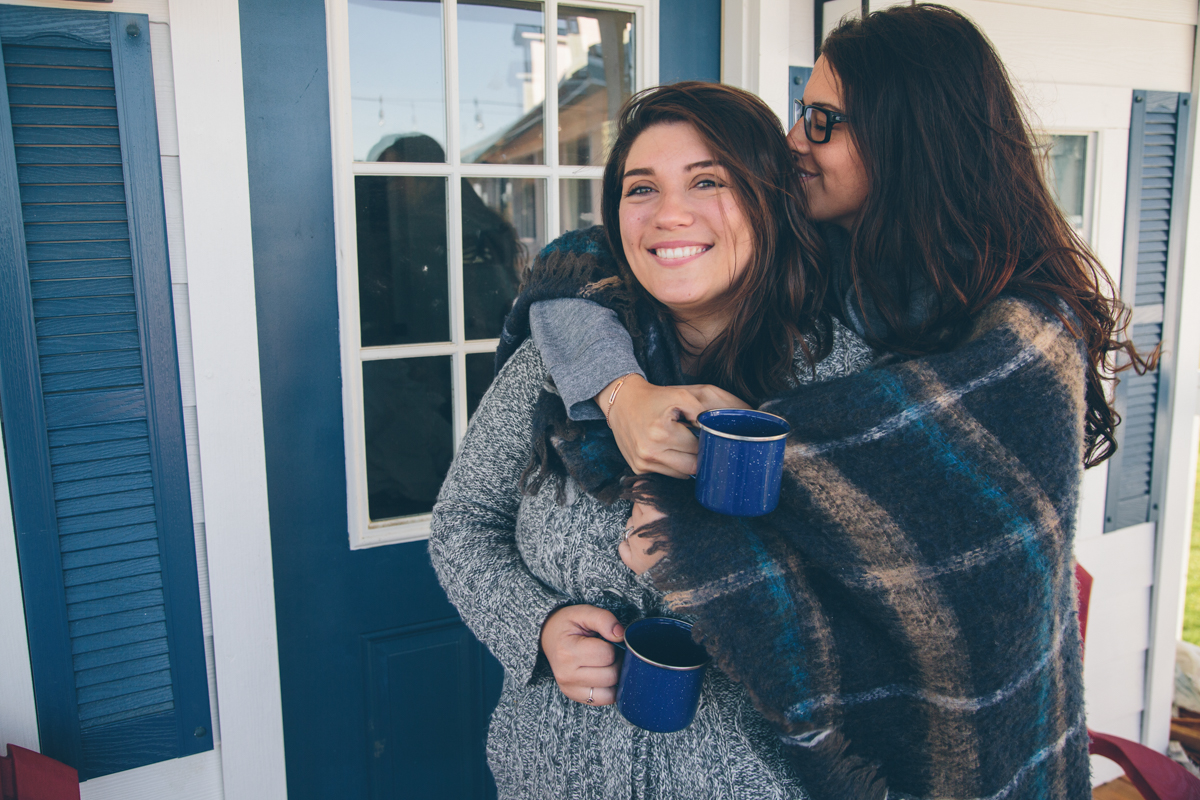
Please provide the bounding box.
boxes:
[462,178,543,340]
[459,0,546,165]
[557,6,635,166]
[466,351,496,419]
[1047,134,1087,232]
[363,356,453,520]
[356,175,450,346]
[560,178,601,233]
[350,0,447,162]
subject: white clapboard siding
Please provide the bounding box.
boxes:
[80,748,223,800]
[939,0,1193,91]
[971,0,1196,26]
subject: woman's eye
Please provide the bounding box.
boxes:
[695,178,721,189]
[624,185,654,197]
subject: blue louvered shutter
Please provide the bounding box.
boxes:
[0,7,211,779]
[1103,90,1191,532]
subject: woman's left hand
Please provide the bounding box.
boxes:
[618,500,666,575]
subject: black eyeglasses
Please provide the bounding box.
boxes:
[792,99,850,144]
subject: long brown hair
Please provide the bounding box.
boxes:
[821,4,1152,466]
[600,82,829,404]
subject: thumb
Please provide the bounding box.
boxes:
[575,606,624,642]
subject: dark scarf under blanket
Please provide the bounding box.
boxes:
[496,225,683,503]
[633,296,1091,800]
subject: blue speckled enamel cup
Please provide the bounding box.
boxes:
[616,618,710,733]
[694,409,790,517]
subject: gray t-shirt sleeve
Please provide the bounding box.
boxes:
[529,298,645,421]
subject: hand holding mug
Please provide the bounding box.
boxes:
[540,604,625,706]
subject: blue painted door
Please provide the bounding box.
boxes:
[238,2,718,798]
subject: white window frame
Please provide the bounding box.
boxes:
[1040,129,1099,246]
[326,0,658,549]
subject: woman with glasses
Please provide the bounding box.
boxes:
[486,5,1145,799]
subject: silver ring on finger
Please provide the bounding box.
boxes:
[587,687,595,704]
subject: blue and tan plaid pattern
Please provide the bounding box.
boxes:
[637,297,1091,800]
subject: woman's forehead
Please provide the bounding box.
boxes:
[802,58,845,110]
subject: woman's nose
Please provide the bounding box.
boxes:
[786,121,810,155]
[653,189,693,228]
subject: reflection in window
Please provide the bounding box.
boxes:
[459,0,545,164]
[465,351,495,419]
[356,170,450,346]
[558,6,634,166]
[560,178,601,233]
[462,178,543,340]
[350,0,447,162]
[1046,134,1088,233]
[363,356,453,521]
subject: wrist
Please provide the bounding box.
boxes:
[598,373,643,427]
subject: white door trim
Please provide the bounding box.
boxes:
[166,1,287,797]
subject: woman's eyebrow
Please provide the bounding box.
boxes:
[623,166,654,179]
[623,161,718,181]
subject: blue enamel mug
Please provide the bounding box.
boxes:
[616,618,710,733]
[694,408,790,516]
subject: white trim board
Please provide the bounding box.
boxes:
[327,0,659,549]
[0,437,39,757]
[167,0,286,798]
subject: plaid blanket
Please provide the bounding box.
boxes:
[635,296,1091,800]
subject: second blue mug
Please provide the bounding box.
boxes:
[616,618,710,733]
[694,408,790,516]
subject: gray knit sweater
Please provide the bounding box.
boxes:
[429,326,873,800]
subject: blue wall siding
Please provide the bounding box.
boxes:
[659,0,721,83]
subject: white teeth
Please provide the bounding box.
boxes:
[654,245,707,260]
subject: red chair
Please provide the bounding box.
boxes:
[1077,564,1200,800]
[0,745,79,800]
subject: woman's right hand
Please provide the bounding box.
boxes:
[540,604,625,706]
[599,374,750,478]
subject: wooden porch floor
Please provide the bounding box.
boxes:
[1093,777,1141,800]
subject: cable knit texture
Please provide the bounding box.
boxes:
[429,328,872,800]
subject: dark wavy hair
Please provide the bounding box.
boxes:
[600,82,829,405]
[821,3,1152,466]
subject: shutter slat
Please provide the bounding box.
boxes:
[38,330,139,355]
[52,453,150,479]
[16,146,121,165]
[55,488,154,518]
[41,348,140,374]
[30,276,133,298]
[63,556,160,589]
[5,65,114,88]
[12,126,120,146]
[34,294,136,317]
[36,311,136,337]
[70,621,167,656]
[68,588,162,621]
[23,202,126,222]
[55,504,156,536]
[59,522,158,554]
[17,164,123,183]
[6,86,115,107]
[31,260,133,281]
[41,387,145,428]
[69,605,165,639]
[65,573,163,607]
[41,365,144,393]
[27,239,131,261]
[79,697,173,729]
[75,652,169,688]
[21,182,123,202]
[9,105,118,127]
[77,669,171,706]
[24,221,128,240]
[54,471,152,502]
[4,45,111,68]
[73,639,168,674]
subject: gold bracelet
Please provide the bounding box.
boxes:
[604,379,626,427]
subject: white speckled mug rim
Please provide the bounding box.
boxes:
[696,409,790,443]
